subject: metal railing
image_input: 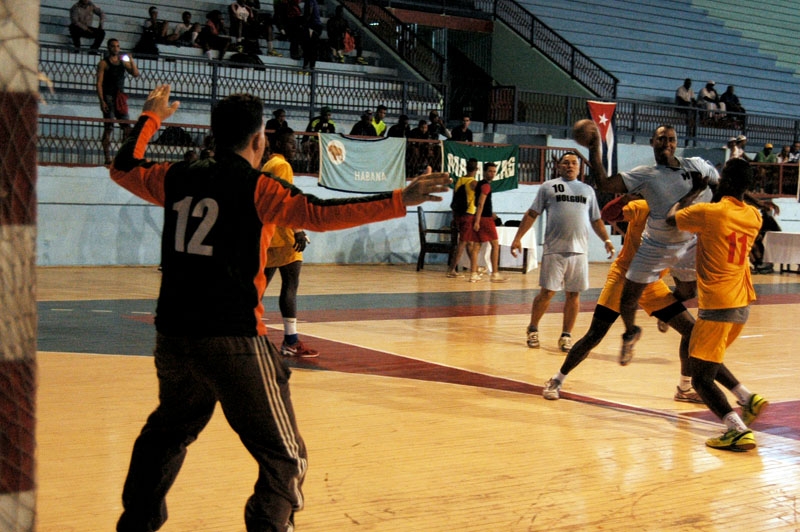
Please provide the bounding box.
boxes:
[340,0,447,84]
[37,114,797,196]
[475,0,617,99]
[489,86,800,149]
[38,45,445,121]
[38,114,573,183]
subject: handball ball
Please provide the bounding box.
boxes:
[572,119,598,147]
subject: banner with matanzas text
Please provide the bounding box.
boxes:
[443,142,519,192]
[318,133,407,193]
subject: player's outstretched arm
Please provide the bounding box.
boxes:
[401,172,452,206]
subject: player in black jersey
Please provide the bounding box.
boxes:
[112,85,450,532]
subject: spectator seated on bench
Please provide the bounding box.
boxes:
[166,11,201,47]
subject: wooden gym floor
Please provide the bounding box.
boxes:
[35,263,800,531]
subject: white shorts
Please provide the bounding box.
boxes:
[626,235,697,284]
[539,253,589,292]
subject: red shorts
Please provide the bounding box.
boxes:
[472,216,498,242]
[455,214,475,241]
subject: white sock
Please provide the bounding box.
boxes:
[679,376,692,390]
[283,317,298,336]
[554,371,567,384]
[723,411,748,432]
[731,384,752,405]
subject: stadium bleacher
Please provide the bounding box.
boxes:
[39,0,408,130]
[517,0,800,118]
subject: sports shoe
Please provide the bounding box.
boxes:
[740,394,768,426]
[356,56,368,65]
[446,270,464,278]
[526,329,540,348]
[558,335,572,352]
[543,378,562,400]
[674,386,704,404]
[657,320,669,333]
[469,272,481,283]
[619,325,642,366]
[705,428,756,451]
[490,272,508,283]
[267,49,283,57]
[281,340,319,358]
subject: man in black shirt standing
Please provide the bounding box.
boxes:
[110,84,450,532]
[97,38,139,165]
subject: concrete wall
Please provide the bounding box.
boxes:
[37,142,800,267]
[490,23,594,98]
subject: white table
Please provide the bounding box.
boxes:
[457,226,538,274]
[763,231,800,274]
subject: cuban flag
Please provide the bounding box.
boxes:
[587,100,617,176]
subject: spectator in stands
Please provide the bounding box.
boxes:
[789,142,800,163]
[198,10,230,60]
[134,6,168,56]
[272,0,288,39]
[777,144,792,163]
[754,143,777,163]
[302,106,335,170]
[732,135,750,161]
[427,110,451,139]
[720,85,745,115]
[408,119,432,169]
[699,80,725,120]
[96,38,139,165]
[675,78,698,137]
[350,110,378,136]
[266,108,288,132]
[326,5,348,62]
[285,0,304,60]
[725,137,737,159]
[69,0,105,52]
[167,11,201,47]
[304,107,335,136]
[450,115,473,142]
[300,0,323,74]
[371,105,388,136]
[326,5,368,65]
[387,115,410,138]
[183,149,199,163]
[675,78,696,108]
[229,0,259,52]
[247,0,282,56]
[754,142,778,195]
[408,120,428,140]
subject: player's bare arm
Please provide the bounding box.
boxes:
[401,172,451,206]
[665,173,709,226]
[142,84,181,122]
[572,119,627,193]
[511,209,538,257]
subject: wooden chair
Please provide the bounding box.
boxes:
[416,206,457,271]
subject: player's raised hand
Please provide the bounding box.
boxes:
[401,172,452,206]
[142,84,180,122]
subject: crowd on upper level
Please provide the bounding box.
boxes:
[68,0,369,68]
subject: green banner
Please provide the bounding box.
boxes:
[443,142,519,192]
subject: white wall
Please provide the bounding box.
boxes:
[37,151,800,266]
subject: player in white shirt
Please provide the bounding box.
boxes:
[511,151,614,352]
[579,124,719,364]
